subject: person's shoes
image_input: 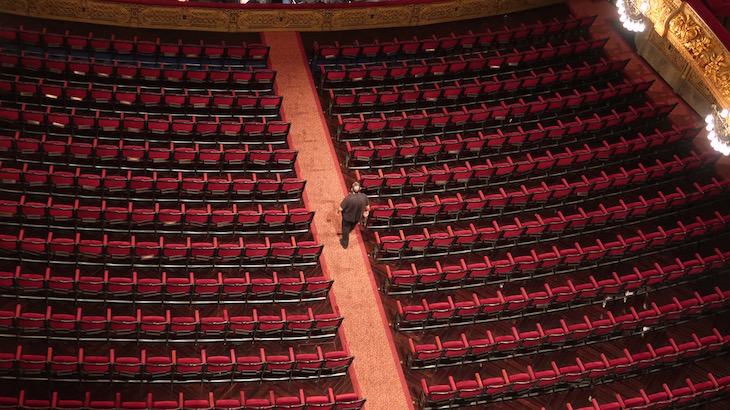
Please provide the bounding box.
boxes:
[339,238,348,249]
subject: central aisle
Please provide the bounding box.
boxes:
[262,31,414,410]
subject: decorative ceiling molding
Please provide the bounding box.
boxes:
[0,0,562,32]
[642,0,730,108]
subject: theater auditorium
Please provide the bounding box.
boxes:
[0,0,728,408]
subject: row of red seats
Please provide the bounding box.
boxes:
[378,203,726,255]
[0,268,331,305]
[0,165,306,203]
[347,124,696,170]
[0,107,290,144]
[408,302,727,369]
[401,274,698,331]
[1,305,342,343]
[384,229,728,287]
[375,208,729,261]
[0,231,324,268]
[564,373,728,410]
[394,257,730,327]
[336,101,674,141]
[392,242,725,298]
[340,81,652,135]
[379,207,728,266]
[320,37,609,88]
[0,80,282,116]
[0,345,352,383]
[0,136,298,173]
[0,389,364,410]
[338,85,656,142]
[0,27,270,62]
[320,33,605,80]
[348,120,682,172]
[357,150,714,199]
[370,174,724,232]
[0,199,314,235]
[419,331,728,408]
[327,59,630,114]
[313,15,594,63]
[0,52,276,90]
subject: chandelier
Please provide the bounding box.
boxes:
[616,0,648,32]
[705,105,730,156]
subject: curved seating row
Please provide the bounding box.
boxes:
[0,27,269,63]
[0,165,306,204]
[0,344,352,383]
[398,269,726,333]
[0,389,365,410]
[0,110,290,148]
[375,207,728,261]
[419,332,729,408]
[343,80,651,137]
[0,136,297,173]
[320,37,609,91]
[393,269,728,331]
[391,239,726,295]
[0,199,313,236]
[336,101,674,141]
[0,268,331,305]
[0,305,342,343]
[408,304,728,369]
[312,15,595,65]
[358,150,715,199]
[368,173,725,234]
[348,125,696,174]
[0,52,276,90]
[348,119,684,173]
[0,231,323,269]
[0,80,282,117]
[328,59,631,115]
[563,373,729,410]
[0,107,290,145]
[384,220,727,284]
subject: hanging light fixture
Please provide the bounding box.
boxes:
[616,0,648,32]
[705,105,730,156]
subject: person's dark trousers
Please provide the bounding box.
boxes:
[340,218,358,248]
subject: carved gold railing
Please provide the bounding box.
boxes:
[0,0,561,32]
[640,0,730,109]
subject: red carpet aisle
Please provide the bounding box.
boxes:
[262,31,413,410]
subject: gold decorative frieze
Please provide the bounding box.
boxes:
[0,0,26,14]
[641,0,730,108]
[0,0,561,32]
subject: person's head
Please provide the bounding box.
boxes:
[351,181,361,193]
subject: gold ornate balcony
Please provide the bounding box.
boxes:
[0,0,561,32]
[640,0,730,110]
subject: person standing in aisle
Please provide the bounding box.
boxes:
[338,181,370,249]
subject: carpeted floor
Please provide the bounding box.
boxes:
[263,31,413,410]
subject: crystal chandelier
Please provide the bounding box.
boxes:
[616,0,648,32]
[705,105,730,156]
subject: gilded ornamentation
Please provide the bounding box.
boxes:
[239,10,280,31]
[418,2,461,24]
[281,11,323,29]
[0,0,562,32]
[662,4,730,104]
[637,0,730,106]
[669,14,703,53]
[703,54,730,96]
[0,0,25,13]
[86,2,133,25]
